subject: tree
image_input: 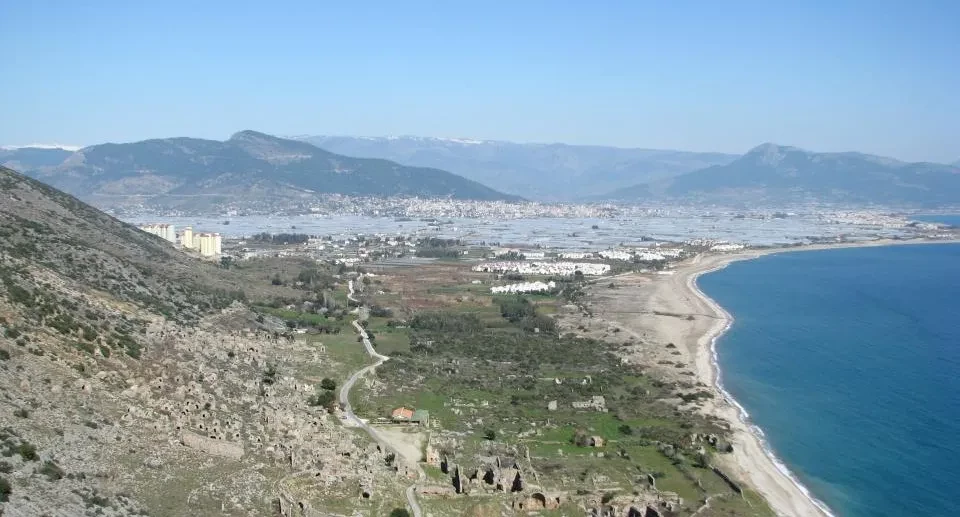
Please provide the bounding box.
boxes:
[483,429,496,440]
[320,378,337,391]
[618,424,633,435]
[389,509,411,517]
[309,390,336,409]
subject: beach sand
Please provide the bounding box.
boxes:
[676,252,832,517]
[559,240,956,516]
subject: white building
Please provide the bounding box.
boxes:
[634,252,666,261]
[490,281,556,294]
[472,261,610,276]
[181,227,194,249]
[710,243,746,252]
[194,233,222,257]
[599,250,632,261]
[559,252,593,259]
[139,223,176,243]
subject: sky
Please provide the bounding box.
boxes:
[2,1,958,162]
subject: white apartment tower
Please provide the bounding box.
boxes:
[181,227,194,249]
[138,223,176,243]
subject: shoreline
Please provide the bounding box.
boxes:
[685,255,834,517]
[679,238,960,516]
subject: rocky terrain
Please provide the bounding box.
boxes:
[0,166,408,516]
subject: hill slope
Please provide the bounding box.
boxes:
[0,166,396,514]
[603,143,960,206]
[0,147,74,170]
[297,135,738,201]
[22,131,519,206]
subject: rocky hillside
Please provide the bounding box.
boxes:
[603,143,960,206]
[18,131,519,208]
[299,135,737,201]
[0,166,406,515]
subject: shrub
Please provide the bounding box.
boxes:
[308,390,336,409]
[389,509,411,517]
[262,364,279,385]
[0,476,10,502]
[483,429,496,440]
[320,378,336,391]
[0,349,9,361]
[13,409,29,419]
[39,460,65,481]
[17,442,38,461]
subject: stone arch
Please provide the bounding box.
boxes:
[510,471,523,493]
[483,468,495,485]
[530,492,547,509]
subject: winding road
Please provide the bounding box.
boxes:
[341,276,424,517]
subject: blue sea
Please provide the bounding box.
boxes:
[914,214,960,227]
[699,244,960,517]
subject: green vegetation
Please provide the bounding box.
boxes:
[0,476,10,502]
[251,232,310,245]
[351,271,761,515]
[17,442,38,461]
[39,460,65,481]
[415,238,466,258]
[389,509,411,517]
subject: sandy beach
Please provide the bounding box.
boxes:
[567,238,959,517]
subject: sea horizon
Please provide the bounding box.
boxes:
[699,243,960,517]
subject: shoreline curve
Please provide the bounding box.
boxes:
[688,256,836,517]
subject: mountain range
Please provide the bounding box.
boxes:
[296,135,738,201]
[604,143,960,206]
[5,131,518,209]
[3,133,959,207]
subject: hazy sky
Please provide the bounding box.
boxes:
[2,1,958,162]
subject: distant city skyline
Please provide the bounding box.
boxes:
[2,1,958,163]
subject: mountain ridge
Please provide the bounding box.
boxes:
[9,131,520,208]
[602,143,960,206]
[296,134,739,200]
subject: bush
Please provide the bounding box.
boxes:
[13,408,29,419]
[410,312,483,333]
[0,476,10,502]
[17,442,38,461]
[262,364,279,385]
[389,509,411,517]
[308,390,336,409]
[483,429,496,440]
[39,460,65,481]
[0,349,9,361]
[320,378,336,391]
[369,305,393,318]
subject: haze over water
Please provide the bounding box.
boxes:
[699,244,960,517]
